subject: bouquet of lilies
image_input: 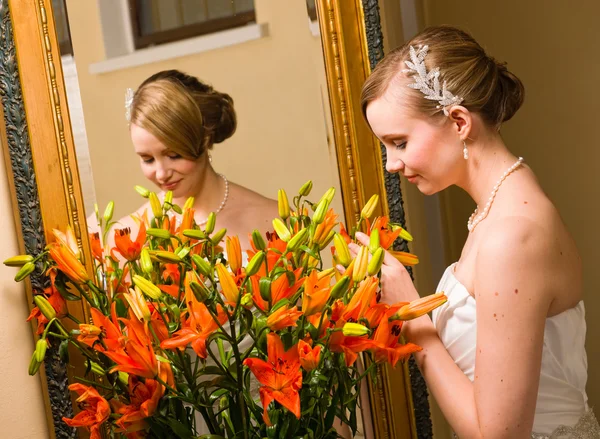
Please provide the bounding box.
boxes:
[5,182,446,439]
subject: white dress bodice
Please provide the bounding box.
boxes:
[432,263,599,438]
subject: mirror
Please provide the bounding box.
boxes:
[2,0,424,437]
[56,0,344,231]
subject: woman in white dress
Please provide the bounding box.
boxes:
[356,26,600,438]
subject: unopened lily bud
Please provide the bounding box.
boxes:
[190,281,209,302]
[192,255,211,277]
[153,251,182,263]
[140,248,153,274]
[318,230,336,250]
[164,191,173,205]
[149,192,162,218]
[28,352,42,376]
[390,250,419,266]
[241,293,253,307]
[394,292,447,321]
[134,185,150,198]
[183,229,206,240]
[3,255,33,267]
[171,204,182,215]
[318,267,335,280]
[287,228,309,252]
[15,262,35,282]
[118,372,129,387]
[352,246,369,283]
[211,228,227,245]
[312,197,331,225]
[205,212,216,234]
[174,246,190,259]
[299,180,313,197]
[35,338,48,363]
[342,322,370,337]
[183,197,195,210]
[103,201,115,223]
[367,248,385,276]
[369,229,380,254]
[251,230,266,250]
[390,224,413,242]
[318,187,335,204]
[132,275,162,300]
[146,228,171,240]
[272,218,291,242]
[245,251,265,277]
[278,189,290,220]
[90,361,105,376]
[259,277,272,302]
[361,194,379,220]
[333,233,351,267]
[124,287,151,322]
[331,275,350,299]
[34,295,56,321]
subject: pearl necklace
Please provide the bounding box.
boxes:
[197,173,229,226]
[467,157,523,232]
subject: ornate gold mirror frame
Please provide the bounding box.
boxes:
[0,0,431,437]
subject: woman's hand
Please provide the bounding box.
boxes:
[339,232,420,305]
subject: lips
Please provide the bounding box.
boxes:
[162,180,181,190]
[404,175,419,183]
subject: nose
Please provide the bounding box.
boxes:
[154,161,172,183]
[386,157,405,174]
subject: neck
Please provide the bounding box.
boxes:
[455,133,519,209]
[173,165,226,218]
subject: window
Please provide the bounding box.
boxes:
[306,0,317,21]
[52,0,73,56]
[129,0,256,49]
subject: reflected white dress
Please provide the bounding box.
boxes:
[432,263,600,438]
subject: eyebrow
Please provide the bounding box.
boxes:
[380,133,407,142]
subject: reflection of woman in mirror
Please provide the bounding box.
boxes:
[115,70,277,250]
[359,26,599,437]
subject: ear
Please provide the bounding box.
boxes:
[446,105,472,140]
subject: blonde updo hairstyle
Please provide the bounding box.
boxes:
[130,70,237,159]
[361,26,525,130]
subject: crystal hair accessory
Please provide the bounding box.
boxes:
[402,45,464,116]
[124,87,134,122]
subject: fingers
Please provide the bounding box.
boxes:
[355,232,369,246]
[336,264,346,275]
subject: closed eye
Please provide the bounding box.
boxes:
[140,156,154,164]
[395,141,407,151]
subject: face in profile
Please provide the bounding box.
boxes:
[366,83,463,195]
[130,123,205,198]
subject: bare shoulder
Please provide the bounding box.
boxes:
[227,183,278,218]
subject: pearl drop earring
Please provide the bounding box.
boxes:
[463,141,469,160]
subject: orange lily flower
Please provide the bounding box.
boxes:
[244,333,302,425]
[103,338,158,379]
[49,241,89,283]
[266,305,303,331]
[113,223,146,261]
[161,263,180,284]
[249,275,269,312]
[298,339,321,371]
[158,284,180,299]
[78,306,124,352]
[112,376,163,435]
[326,300,375,366]
[27,282,68,334]
[53,226,80,258]
[312,209,338,246]
[148,303,170,342]
[343,276,379,322]
[247,231,288,274]
[215,263,239,304]
[89,232,103,262]
[271,267,304,305]
[370,316,422,367]
[161,277,228,358]
[226,236,243,273]
[369,217,401,250]
[177,206,195,242]
[302,270,332,316]
[62,383,110,439]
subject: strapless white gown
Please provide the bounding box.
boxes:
[432,263,600,438]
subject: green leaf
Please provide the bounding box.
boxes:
[299,245,320,260]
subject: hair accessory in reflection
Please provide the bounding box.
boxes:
[402,45,463,116]
[125,88,134,122]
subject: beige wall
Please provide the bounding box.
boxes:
[0,144,49,436]
[65,0,344,224]
[422,0,600,412]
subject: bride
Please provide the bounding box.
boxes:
[356,25,599,438]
